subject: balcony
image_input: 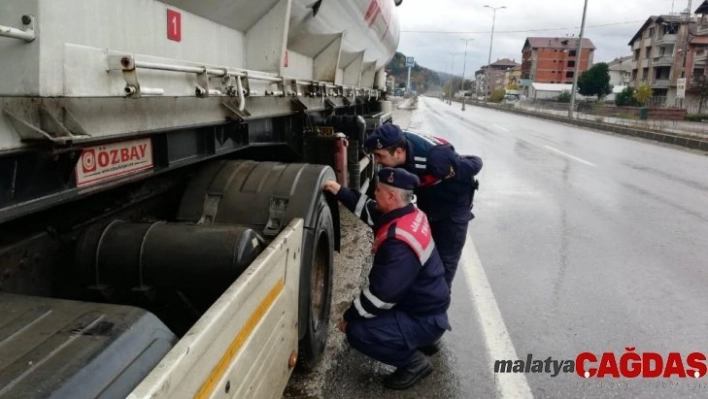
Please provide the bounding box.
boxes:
[691,73,708,84]
[631,60,638,69]
[689,75,708,92]
[654,34,677,46]
[643,37,652,47]
[652,56,674,67]
[641,58,650,68]
[651,79,670,89]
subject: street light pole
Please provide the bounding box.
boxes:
[448,53,459,104]
[568,0,589,119]
[484,5,506,98]
[461,39,473,110]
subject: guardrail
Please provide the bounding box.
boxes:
[457,99,708,152]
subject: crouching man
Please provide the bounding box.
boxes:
[323,168,451,390]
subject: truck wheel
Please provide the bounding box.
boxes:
[297,200,334,372]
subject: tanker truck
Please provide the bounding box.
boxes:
[0,0,402,397]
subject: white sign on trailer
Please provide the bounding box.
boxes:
[75,138,153,187]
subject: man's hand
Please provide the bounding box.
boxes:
[323,180,342,195]
[338,319,348,333]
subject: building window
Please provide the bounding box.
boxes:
[568,60,576,68]
[566,71,574,78]
[569,50,577,57]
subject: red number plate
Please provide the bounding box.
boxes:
[167,9,181,42]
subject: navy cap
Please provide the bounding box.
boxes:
[377,167,420,191]
[427,144,459,179]
[364,124,404,150]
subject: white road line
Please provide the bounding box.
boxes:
[462,235,534,399]
[543,145,596,167]
[493,124,510,132]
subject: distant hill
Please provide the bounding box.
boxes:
[385,52,441,93]
[385,52,471,94]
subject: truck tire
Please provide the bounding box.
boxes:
[175,160,339,371]
[297,199,334,371]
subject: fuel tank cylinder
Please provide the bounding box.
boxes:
[76,221,263,290]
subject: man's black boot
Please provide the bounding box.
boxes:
[383,352,433,390]
[419,339,443,356]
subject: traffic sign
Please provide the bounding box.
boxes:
[405,56,415,68]
[677,78,686,99]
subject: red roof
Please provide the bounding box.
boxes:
[522,37,596,52]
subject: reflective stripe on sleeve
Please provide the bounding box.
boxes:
[363,286,395,309]
[353,295,376,318]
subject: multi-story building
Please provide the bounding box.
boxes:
[686,1,708,108]
[520,37,596,88]
[504,65,522,89]
[627,15,696,105]
[607,56,633,87]
[474,58,520,97]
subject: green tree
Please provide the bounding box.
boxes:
[615,86,639,106]
[577,62,613,99]
[634,83,652,106]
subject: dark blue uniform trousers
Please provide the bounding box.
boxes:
[429,219,469,288]
[346,310,447,368]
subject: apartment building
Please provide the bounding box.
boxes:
[474,58,520,97]
[607,56,633,87]
[627,15,696,103]
[504,65,522,89]
[686,1,708,105]
[520,37,596,86]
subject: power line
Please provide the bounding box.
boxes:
[400,20,645,34]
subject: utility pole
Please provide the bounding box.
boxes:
[568,0,589,119]
[679,0,693,108]
[484,5,506,99]
[682,0,693,79]
[406,66,412,94]
[461,39,473,110]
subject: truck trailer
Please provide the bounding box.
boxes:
[0,0,401,397]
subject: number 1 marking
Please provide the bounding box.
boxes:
[167,9,181,42]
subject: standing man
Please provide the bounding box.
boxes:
[323,168,450,390]
[364,124,483,289]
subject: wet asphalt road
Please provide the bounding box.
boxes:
[323,97,708,398]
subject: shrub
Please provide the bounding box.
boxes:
[634,83,652,106]
[684,114,708,122]
[556,90,572,103]
[490,88,506,103]
[615,87,639,107]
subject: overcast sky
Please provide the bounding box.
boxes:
[396,0,690,77]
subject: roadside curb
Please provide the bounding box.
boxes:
[466,101,708,152]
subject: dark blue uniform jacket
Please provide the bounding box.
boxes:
[335,187,450,323]
[402,132,483,223]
